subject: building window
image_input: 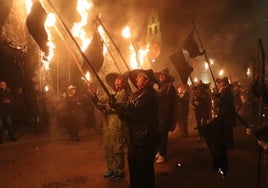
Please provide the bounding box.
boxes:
[154,25,158,34]
[149,27,152,35]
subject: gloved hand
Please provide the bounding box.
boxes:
[108,95,118,109]
[91,95,99,106]
[96,103,107,112]
[91,95,106,112]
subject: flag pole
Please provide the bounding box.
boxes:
[98,29,122,73]
[103,39,122,73]
[131,41,143,69]
[192,22,250,129]
[192,22,219,94]
[255,38,265,188]
[96,16,131,71]
[44,0,111,97]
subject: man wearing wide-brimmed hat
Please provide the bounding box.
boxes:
[231,81,242,114]
[191,81,212,141]
[215,77,236,149]
[108,69,160,188]
[154,67,177,164]
[62,85,82,141]
[89,72,130,181]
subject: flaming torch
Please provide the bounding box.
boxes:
[121,25,150,70]
[121,25,141,69]
[71,0,93,52]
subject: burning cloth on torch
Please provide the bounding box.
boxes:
[197,116,229,172]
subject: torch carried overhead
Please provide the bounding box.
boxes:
[43,0,111,97]
[121,25,143,69]
[95,16,131,71]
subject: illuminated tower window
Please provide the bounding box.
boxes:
[149,27,152,35]
[146,9,162,61]
[146,9,161,42]
[154,25,158,34]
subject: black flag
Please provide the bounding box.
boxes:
[26,1,49,56]
[169,48,193,84]
[84,30,104,72]
[182,30,204,58]
[198,116,228,177]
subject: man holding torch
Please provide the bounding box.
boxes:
[108,69,160,188]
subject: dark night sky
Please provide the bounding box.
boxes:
[92,0,268,78]
[55,0,268,56]
[1,0,268,87]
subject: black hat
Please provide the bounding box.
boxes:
[67,85,76,91]
[232,81,241,87]
[216,77,230,85]
[154,67,175,83]
[129,69,159,88]
[66,85,76,94]
[105,72,129,91]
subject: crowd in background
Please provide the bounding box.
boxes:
[0,80,97,143]
[0,74,261,145]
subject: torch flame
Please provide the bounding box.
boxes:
[121,25,131,39]
[85,71,91,81]
[129,43,150,69]
[24,0,33,14]
[218,69,224,76]
[138,43,150,68]
[39,13,56,70]
[44,85,49,92]
[97,26,108,55]
[71,0,93,52]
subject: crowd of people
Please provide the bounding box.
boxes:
[1,67,267,187]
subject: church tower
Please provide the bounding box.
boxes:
[146,9,161,62]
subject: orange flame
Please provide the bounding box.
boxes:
[24,0,33,14]
[121,25,131,39]
[97,26,108,55]
[71,0,93,51]
[82,71,92,83]
[42,13,56,70]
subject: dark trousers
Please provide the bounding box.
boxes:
[0,116,16,142]
[158,125,170,157]
[128,143,155,188]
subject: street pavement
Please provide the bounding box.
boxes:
[0,122,267,188]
